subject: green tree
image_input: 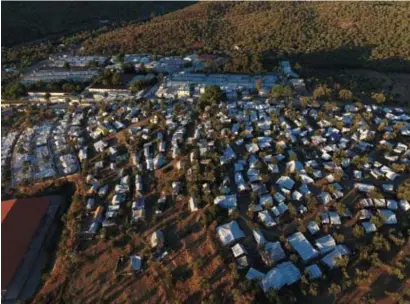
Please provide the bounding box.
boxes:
[313,85,332,101]
[114,53,124,63]
[299,96,310,107]
[2,82,27,99]
[339,89,353,101]
[328,283,342,296]
[112,73,121,86]
[256,79,262,92]
[352,225,364,239]
[266,289,282,304]
[87,60,99,67]
[372,92,386,104]
[271,85,293,99]
[139,62,147,74]
[199,85,225,109]
[250,53,264,72]
[45,92,51,101]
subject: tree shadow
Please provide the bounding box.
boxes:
[183,291,201,304]
[287,45,410,73]
[135,287,158,304]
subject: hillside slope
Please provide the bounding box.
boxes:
[82,2,410,72]
[2,2,193,46]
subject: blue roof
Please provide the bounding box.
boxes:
[133,198,145,210]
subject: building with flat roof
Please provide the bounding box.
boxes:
[49,55,107,68]
[21,68,100,84]
[156,72,278,99]
[1,196,64,303]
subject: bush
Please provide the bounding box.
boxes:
[372,92,386,104]
[271,85,293,99]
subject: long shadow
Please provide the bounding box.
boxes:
[103,279,135,303]
[285,46,410,73]
[184,291,201,304]
[265,46,410,108]
[368,262,410,301]
[135,287,158,304]
[165,222,183,251]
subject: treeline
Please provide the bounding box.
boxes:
[2,42,53,69]
[82,2,410,73]
[25,81,87,93]
[94,70,122,87]
[2,80,87,99]
[129,77,158,92]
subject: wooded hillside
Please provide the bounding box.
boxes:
[2,2,192,46]
[82,2,410,72]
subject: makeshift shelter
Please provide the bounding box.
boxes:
[305,264,322,280]
[259,210,276,228]
[307,221,320,235]
[246,268,265,281]
[214,194,237,209]
[287,232,319,262]
[189,197,199,212]
[232,243,247,258]
[261,262,301,292]
[321,245,349,269]
[216,221,245,246]
[399,200,410,212]
[253,229,266,247]
[315,235,336,254]
[362,221,377,234]
[276,176,295,190]
[130,255,142,272]
[264,241,286,264]
[378,209,397,225]
[151,230,164,248]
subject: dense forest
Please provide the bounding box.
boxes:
[82,2,410,72]
[2,2,193,46]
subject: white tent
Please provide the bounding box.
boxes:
[259,194,273,207]
[231,243,247,258]
[214,194,237,209]
[258,210,276,228]
[253,229,266,247]
[287,232,319,262]
[321,245,349,269]
[246,268,265,281]
[399,200,410,212]
[362,221,377,234]
[315,235,336,254]
[286,160,303,173]
[189,197,199,212]
[276,176,295,190]
[261,262,301,292]
[264,241,286,264]
[216,221,245,246]
[151,230,164,248]
[130,255,142,272]
[305,264,322,280]
[378,209,397,225]
[307,221,320,235]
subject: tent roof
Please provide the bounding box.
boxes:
[287,232,319,262]
[261,262,301,292]
[216,221,245,246]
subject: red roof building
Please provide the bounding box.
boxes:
[1,196,63,301]
[2,197,50,289]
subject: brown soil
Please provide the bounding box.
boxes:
[32,195,242,304]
